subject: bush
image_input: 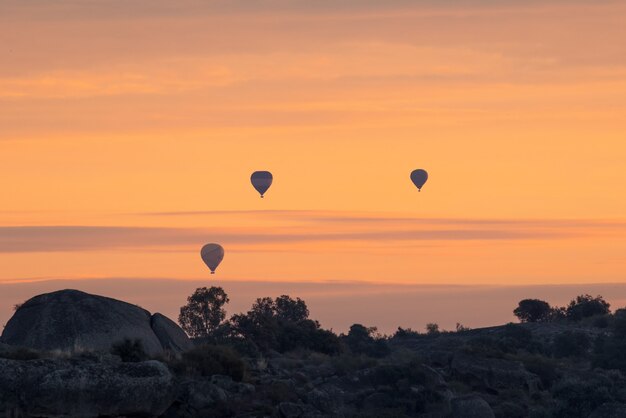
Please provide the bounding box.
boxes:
[393,327,421,339]
[344,324,390,358]
[593,335,626,372]
[175,345,246,381]
[552,331,591,358]
[566,294,610,321]
[456,323,471,332]
[501,323,533,348]
[592,314,610,329]
[111,339,147,362]
[331,354,378,376]
[552,377,613,418]
[515,353,560,388]
[463,336,505,358]
[425,323,440,335]
[227,295,340,355]
[277,319,343,355]
[366,362,428,387]
[612,309,626,337]
[514,299,552,323]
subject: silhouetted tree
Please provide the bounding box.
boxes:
[229,295,341,354]
[513,299,552,323]
[456,323,471,332]
[179,287,229,338]
[275,295,309,322]
[425,323,440,335]
[393,327,421,339]
[344,324,389,357]
[566,294,610,321]
[229,296,282,350]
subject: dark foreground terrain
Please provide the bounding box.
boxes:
[2,289,626,417]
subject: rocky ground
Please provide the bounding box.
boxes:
[3,290,626,417]
[2,321,626,417]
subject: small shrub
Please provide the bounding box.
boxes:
[514,353,560,388]
[393,327,421,339]
[111,339,147,362]
[463,336,505,358]
[552,331,591,358]
[593,335,626,372]
[612,309,626,337]
[498,323,537,353]
[591,314,610,328]
[552,377,613,418]
[331,353,378,376]
[175,345,246,381]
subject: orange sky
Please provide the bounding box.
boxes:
[1,1,626,328]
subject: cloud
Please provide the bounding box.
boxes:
[1,214,620,254]
[1,0,613,20]
[0,226,203,252]
[138,209,626,228]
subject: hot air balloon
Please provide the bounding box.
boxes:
[200,243,224,274]
[251,171,273,198]
[410,169,428,192]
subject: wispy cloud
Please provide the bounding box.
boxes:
[1,214,622,254]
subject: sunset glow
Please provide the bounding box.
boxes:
[1,0,625,331]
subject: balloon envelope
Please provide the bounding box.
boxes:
[251,171,273,197]
[410,169,428,191]
[200,243,224,274]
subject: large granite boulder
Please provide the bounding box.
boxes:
[0,357,175,417]
[0,289,189,355]
[152,313,193,353]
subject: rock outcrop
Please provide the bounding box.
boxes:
[0,289,189,355]
[151,312,194,353]
[0,357,175,417]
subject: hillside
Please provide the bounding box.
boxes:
[2,290,626,417]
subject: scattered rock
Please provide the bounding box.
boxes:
[278,401,307,418]
[0,357,175,417]
[451,394,495,418]
[589,402,626,418]
[451,351,540,394]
